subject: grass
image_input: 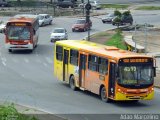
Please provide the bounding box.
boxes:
[105,30,127,50]
[0,104,38,120]
[101,4,129,9]
[136,6,160,10]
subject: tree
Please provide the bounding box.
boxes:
[122,10,131,16]
[114,10,121,17]
[113,10,122,28]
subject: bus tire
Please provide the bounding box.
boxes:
[8,49,12,53]
[100,86,111,102]
[69,76,76,91]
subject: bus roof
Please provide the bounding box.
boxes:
[8,14,38,23]
[13,14,38,19]
[56,40,152,60]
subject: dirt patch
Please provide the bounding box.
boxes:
[90,30,116,44]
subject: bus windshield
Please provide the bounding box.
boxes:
[119,65,153,85]
[7,26,31,40]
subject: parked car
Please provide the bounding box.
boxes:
[38,14,53,27]
[72,19,92,32]
[56,0,75,8]
[0,0,10,7]
[102,13,116,23]
[50,28,68,42]
[112,14,133,26]
[79,0,101,9]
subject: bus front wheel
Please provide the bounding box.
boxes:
[69,76,76,91]
[100,86,111,102]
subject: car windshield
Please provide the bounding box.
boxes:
[76,20,85,24]
[53,29,65,33]
[107,13,114,17]
[39,16,44,20]
[7,26,30,40]
[119,65,153,85]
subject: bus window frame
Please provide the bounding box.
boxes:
[70,49,79,66]
[88,54,99,72]
[98,57,108,75]
[56,45,63,61]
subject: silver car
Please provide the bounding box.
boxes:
[50,28,68,42]
[38,14,53,27]
[102,13,116,23]
[79,0,101,10]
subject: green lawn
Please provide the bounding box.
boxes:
[136,6,160,10]
[105,31,127,50]
[101,4,129,9]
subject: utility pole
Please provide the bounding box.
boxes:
[85,0,91,41]
[134,22,137,52]
[144,23,147,54]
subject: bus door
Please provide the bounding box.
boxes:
[63,48,69,81]
[79,53,87,88]
[108,62,116,98]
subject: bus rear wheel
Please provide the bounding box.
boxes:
[100,86,111,102]
[69,76,76,91]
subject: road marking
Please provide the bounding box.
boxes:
[43,62,48,67]
[1,57,6,66]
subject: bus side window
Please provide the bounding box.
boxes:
[98,57,108,75]
[88,55,98,72]
[70,49,79,66]
[56,45,63,61]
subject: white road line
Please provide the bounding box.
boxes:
[2,61,6,66]
[1,57,7,66]
[43,62,48,67]
[45,57,52,64]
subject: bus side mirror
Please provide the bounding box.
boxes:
[153,67,156,77]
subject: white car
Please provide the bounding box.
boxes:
[0,22,6,33]
[38,14,53,27]
[79,0,101,9]
[102,13,116,23]
[50,28,68,42]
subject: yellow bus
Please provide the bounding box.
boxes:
[54,40,156,102]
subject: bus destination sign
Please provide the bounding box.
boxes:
[119,58,152,64]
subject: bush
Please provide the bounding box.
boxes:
[114,10,121,16]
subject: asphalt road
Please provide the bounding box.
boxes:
[0,10,160,120]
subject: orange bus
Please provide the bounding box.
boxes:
[5,14,39,52]
[54,40,156,102]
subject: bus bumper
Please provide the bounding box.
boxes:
[115,91,154,101]
[5,43,33,50]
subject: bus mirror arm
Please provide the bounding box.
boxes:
[33,29,36,35]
